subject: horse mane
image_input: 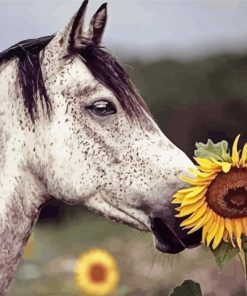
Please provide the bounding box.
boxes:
[0,36,53,122]
[0,35,149,122]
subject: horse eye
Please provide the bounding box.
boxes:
[87,100,117,117]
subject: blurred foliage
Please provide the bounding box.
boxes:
[129,52,247,158]
[10,50,247,295]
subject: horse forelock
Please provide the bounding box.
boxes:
[0,35,150,123]
[76,45,150,120]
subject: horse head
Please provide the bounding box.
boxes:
[27,0,201,254]
[0,0,200,253]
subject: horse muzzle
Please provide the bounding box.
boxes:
[150,204,202,254]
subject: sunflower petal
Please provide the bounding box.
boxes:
[221,162,232,173]
[194,157,219,170]
[225,217,235,247]
[178,198,206,217]
[210,157,232,173]
[223,229,228,242]
[203,208,214,224]
[234,219,243,250]
[231,134,240,165]
[181,205,209,227]
[212,217,225,249]
[179,175,209,186]
[206,215,220,246]
[188,168,199,175]
[240,143,247,166]
[182,204,208,229]
[181,188,207,206]
[172,192,185,198]
[171,197,184,204]
[202,212,216,244]
[187,206,209,234]
[242,217,247,236]
[171,198,183,204]
[197,171,217,179]
[176,187,195,194]
[198,166,221,173]
[185,186,207,198]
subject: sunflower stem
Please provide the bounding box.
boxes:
[239,251,247,296]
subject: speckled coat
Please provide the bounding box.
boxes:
[0,1,194,294]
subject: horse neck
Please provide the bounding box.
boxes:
[0,59,45,294]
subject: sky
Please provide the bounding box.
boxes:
[0,0,247,60]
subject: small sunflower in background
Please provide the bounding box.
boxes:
[173,135,247,250]
[75,248,120,296]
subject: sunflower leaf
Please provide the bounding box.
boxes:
[169,280,202,296]
[195,139,231,162]
[212,242,239,269]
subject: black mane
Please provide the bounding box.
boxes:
[0,36,53,122]
[0,35,149,122]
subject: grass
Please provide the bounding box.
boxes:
[9,210,246,296]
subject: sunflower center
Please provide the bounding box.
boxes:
[88,263,108,283]
[207,168,247,218]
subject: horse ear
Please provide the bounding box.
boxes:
[68,0,89,50]
[89,3,108,46]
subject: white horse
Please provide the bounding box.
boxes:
[0,1,201,293]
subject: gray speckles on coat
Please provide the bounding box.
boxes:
[0,2,195,294]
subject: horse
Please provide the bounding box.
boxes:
[0,1,201,293]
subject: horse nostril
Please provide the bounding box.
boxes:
[150,217,186,254]
[150,211,202,254]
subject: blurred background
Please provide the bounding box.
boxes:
[1,0,247,295]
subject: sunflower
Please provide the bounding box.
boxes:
[173,135,247,250]
[75,248,120,296]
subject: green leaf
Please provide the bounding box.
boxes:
[169,280,202,296]
[212,242,239,269]
[195,139,231,162]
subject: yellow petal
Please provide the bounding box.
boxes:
[203,208,214,225]
[182,204,208,228]
[210,158,222,166]
[210,158,232,173]
[197,171,217,179]
[223,229,228,242]
[202,212,216,244]
[181,188,207,206]
[225,218,235,247]
[212,217,225,249]
[197,176,216,184]
[178,198,206,217]
[187,206,209,234]
[197,165,221,173]
[176,187,195,194]
[181,205,209,227]
[242,217,247,235]
[236,236,242,250]
[232,134,240,165]
[179,175,209,186]
[188,168,199,175]
[183,209,213,230]
[173,192,185,198]
[194,157,219,169]
[171,197,184,204]
[234,219,243,250]
[206,215,220,246]
[221,162,232,173]
[240,143,247,166]
[185,186,207,198]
